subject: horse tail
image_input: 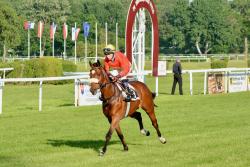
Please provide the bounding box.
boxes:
[151,92,158,107]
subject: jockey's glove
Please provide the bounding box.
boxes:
[112,74,121,82]
[116,74,121,79]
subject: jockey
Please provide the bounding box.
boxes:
[103,44,136,102]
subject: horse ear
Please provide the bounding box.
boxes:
[97,59,101,67]
[89,61,93,67]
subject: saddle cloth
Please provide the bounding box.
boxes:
[116,82,139,101]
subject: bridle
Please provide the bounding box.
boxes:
[89,67,113,90]
[89,66,120,101]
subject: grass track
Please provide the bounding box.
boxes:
[0,83,250,167]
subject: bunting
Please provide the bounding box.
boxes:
[63,23,68,40]
[24,21,35,30]
[50,22,57,40]
[37,21,44,38]
[72,27,80,41]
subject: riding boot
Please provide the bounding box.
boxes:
[124,87,133,102]
[129,88,135,99]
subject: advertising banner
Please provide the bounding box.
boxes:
[208,73,225,94]
[76,80,101,106]
[228,72,248,93]
[158,61,167,76]
[248,74,250,91]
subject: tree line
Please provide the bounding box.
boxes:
[0,0,249,59]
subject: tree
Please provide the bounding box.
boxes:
[231,0,250,60]
[189,0,241,54]
[165,0,191,53]
[0,1,22,61]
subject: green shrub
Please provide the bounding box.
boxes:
[62,60,77,72]
[1,57,66,84]
[23,57,63,78]
[0,61,25,78]
[211,58,229,69]
[248,59,250,68]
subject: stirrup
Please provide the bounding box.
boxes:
[124,95,131,102]
[131,96,140,101]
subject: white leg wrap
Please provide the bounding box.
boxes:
[159,136,166,144]
[140,129,147,135]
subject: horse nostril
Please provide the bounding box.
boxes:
[90,88,97,95]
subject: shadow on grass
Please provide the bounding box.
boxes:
[47,139,119,153]
[58,103,74,107]
[158,92,171,95]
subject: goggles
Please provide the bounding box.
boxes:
[103,48,113,55]
[103,48,112,52]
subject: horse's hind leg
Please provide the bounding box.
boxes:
[115,125,128,151]
[130,111,150,136]
[146,108,166,144]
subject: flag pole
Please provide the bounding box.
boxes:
[63,23,67,60]
[95,22,98,61]
[64,38,66,60]
[74,22,77,64]
[85,36,87,62]
[52,22,55,58]
[105,22,108,45]
[116,23,118,50]
[39,21,42,58]
[52,37,54,58]
[28,27,30,59]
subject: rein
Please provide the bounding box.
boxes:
[89,67,114,90]
[99,81,113,90]
[89,67,118,101]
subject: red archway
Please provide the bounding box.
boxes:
[126,0,159,76]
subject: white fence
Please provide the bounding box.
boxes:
[1,68,249,114]
[174,68,250,95]
[0,71,154,115]
[159,54,246,62]
[0,75,89,114]
[0,68,14,79]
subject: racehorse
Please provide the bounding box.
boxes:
[89,60,166,156]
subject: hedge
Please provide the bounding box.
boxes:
[0,57,77,84]
[62,60,77,72]
[210,57,229,69]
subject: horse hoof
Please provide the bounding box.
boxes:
[159,136,167,144]
[99,149,105,156]
[141,129,150,136]
[124,146,129,151]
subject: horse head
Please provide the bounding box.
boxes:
[89,60,110,95]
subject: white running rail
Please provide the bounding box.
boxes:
[0,75,89,114]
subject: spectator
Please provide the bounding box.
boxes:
[171,58,183,95]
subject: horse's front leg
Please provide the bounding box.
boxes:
[116,125,128,151]
[99,117,119,156]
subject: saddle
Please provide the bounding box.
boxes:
[99,79,139,102]
[117,79,139,102]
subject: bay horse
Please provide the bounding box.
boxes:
[89,60,166,156]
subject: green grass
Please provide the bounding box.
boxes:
[0,60,249,166]
[0,83,250,167]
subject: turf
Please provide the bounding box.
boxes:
[0,83,250,167]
